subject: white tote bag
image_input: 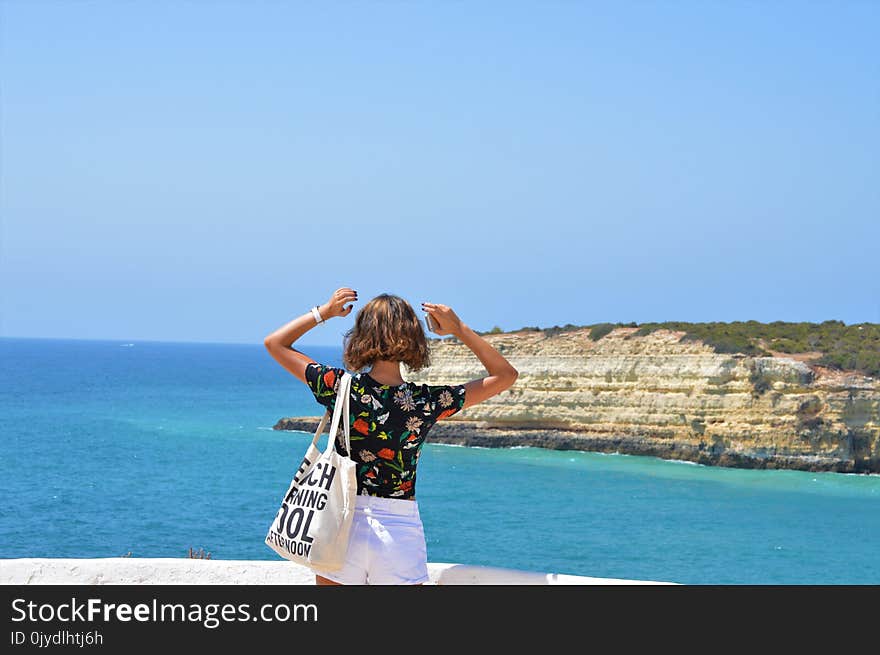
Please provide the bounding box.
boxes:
[265,371,357,571]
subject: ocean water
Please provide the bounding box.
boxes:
[1,337,878,585]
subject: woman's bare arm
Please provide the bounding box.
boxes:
[421,302,518,411]
[263,288,358,383]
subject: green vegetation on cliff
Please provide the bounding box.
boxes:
[499,320,880,377]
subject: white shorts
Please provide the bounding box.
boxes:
[311,495,429,585]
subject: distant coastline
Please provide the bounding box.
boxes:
[278,321,880,474]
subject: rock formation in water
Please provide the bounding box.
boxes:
[275,327,880,473]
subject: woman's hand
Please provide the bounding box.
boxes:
[320,287,358,319]
[421,302,463,336]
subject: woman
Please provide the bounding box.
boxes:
[263,287,518,585]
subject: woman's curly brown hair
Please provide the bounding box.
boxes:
[343,294,431,372]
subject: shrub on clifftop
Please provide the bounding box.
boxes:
[589,323,617,341]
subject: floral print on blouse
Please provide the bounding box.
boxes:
[304,363,466,500]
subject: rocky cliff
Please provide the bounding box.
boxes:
[276,327,880,473]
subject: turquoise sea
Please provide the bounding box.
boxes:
[1,337,878,584]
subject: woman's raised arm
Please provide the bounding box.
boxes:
[421,302,518,411]
[263,287,358,382]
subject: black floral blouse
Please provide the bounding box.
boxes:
[304,362,466,500]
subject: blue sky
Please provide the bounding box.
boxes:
[1,1,878,346]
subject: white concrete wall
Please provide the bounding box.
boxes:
[0,558,675,585]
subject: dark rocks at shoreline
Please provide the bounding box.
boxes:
[272,416,880,475]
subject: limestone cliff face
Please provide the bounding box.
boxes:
[399,327,880,473]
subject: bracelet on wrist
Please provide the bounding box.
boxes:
[310,306,325,325]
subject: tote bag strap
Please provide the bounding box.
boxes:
[322,371,352,456]
[310,410,332,447]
